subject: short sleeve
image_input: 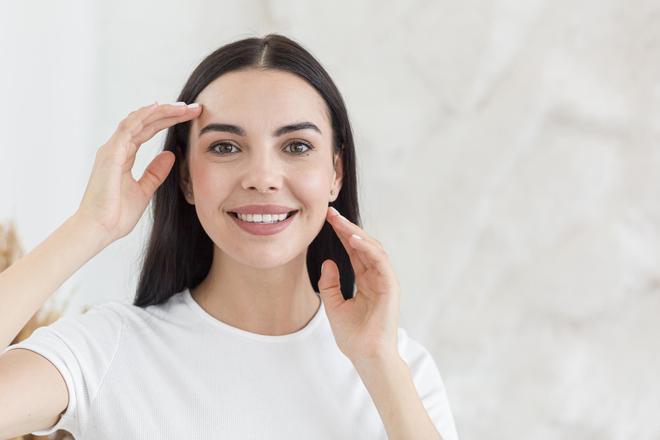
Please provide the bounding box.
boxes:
[2,302,125,437]
[397,328,460,440]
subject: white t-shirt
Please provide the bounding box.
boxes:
[4,288,459,439]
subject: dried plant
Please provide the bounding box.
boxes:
[2,220,82,440]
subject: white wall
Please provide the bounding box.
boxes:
[1,0,659,438]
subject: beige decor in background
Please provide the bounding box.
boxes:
[1,220,85,440]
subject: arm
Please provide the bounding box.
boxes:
[0,214,108,350]
[0,102,200,351]
[353,353,443,440]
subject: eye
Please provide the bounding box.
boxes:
[209,142,239,155]
[284,141,313,155]
[208,141,314,156]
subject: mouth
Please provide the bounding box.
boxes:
[227,210,299,222]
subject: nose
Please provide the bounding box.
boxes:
[240,148,283,194]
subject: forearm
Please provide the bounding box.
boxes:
[353,353,442,440]
[0,214,108,349]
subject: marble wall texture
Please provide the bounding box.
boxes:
[1,1,658,438]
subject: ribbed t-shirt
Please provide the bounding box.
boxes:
[3,288,459,439]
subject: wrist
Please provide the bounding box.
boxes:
[67,212,113,252]
[351,349,405,374]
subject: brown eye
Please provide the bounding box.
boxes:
[209,142,239,155]
[285,141,313,155]
[208,141,313,156]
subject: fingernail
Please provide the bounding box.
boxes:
[173,101,186,106]
[351,234,362,240]
[187,103,200,108]
[329,206,340,216]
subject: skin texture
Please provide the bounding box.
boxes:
[181,68,343,336]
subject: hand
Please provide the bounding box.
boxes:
[317,206,401,364]
[75,102,202,246]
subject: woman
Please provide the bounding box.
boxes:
[0,34,459,439]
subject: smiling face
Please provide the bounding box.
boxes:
[181,67,343,268]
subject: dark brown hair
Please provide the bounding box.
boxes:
[133,34,361,307]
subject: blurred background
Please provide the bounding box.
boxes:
[1,0,659,438]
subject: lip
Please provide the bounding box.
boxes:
[228,210,298,236]
[227,204,297,215]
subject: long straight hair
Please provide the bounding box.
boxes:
[133,34,361,307]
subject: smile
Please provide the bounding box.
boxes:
[227,210,299,236]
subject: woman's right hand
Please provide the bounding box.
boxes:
[75,101,202,246]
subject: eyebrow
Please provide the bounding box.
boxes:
[199,121,322,138]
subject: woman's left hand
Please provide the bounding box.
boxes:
[318,206,401,365]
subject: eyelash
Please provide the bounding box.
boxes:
[208,141,314,156]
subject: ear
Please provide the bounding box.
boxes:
[178,156,195,205]
[330,146,344,202]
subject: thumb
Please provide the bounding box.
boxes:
[138,151,176,197]
[318,259,344,311]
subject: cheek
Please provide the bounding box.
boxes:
[291,167,332,207]
[191,164,232,208]
[190,159,333,212]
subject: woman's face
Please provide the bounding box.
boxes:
[182,68,343,268]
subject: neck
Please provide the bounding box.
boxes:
[190,245,321,336]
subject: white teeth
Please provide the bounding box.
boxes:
[235,212,291,223]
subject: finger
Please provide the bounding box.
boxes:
[127,104,202,159]
[318,259,345,311]
[103,103,158,157]
[133,107,202,146]
[137,150,176,198]
[327,206,380,245]
[347,233,392,276]
[141,102,201,127]
[326,206,382,261]
[115,102,162,140]
[110,103,198,155]
[325,207,368,274]
[326,207,394,278]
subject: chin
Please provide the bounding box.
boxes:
[232,246,303,269]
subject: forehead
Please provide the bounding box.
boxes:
[194,68,330,132]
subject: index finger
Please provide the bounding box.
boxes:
[326,206,368,275]
[141,102,202,127]
[132,103,203,146]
